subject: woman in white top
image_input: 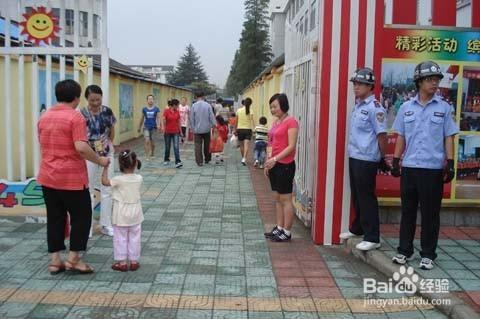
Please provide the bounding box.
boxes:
[102,150,143,272]
[179,97,190,143]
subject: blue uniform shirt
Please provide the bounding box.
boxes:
[392,95,459,169]
[348,94,387,162]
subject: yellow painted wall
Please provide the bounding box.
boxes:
[242,66,283,129]
[0,56,191,181]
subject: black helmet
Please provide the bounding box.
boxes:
[413,61,443,82]
[350,68,375,85]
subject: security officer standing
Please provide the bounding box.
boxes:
[391,61,458,270]
[339,68,390,251]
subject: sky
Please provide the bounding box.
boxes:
[108,0,245,88]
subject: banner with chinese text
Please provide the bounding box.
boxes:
[378,28,480,204]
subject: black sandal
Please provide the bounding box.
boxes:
[65,260,94,274]
[48,263,65,275]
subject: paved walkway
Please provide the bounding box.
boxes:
[380,224,480,313]
[0,135,461,318]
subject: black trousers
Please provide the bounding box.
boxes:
[194,133,211,165]
[42,186,92,253]
[398,168,443,260]
[349,158,380,243]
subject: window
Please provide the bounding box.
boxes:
[93,14,99,38]
[25,6,33,14]
[52,8,60,19]
[65,9,74,35]
[310,0,317,31]
[79,11,88,37]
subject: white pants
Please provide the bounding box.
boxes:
[86,151,114,228]
[113,224,142,261]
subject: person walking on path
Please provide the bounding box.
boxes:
[137,94,161,160]
[391,61,459,270]
[263,94,299,242]
[162,99,183,168]
[38,79,109,275]
[235,98,255,165]
[179,97,190,144]
[214,98,223,116]
[253,116,269,169]
[80,85,117,237]
[339,68,390,251]
[190,91,216,166]
[211,115,229,164]
[228,112,237,136]
[102,150,144,272]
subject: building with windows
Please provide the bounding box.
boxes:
[127,65,174,83]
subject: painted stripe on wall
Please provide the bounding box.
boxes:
[313,0,334,244]
[473,0,480,27]
[392,0,417,24]
[323,0,342,245]
[331,0,352,245]
[341,0,360,238]
[365,0,376,68]
[373,0,385,99]
[356,0,367,68]
[432,0,457,26]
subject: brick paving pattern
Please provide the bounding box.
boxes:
[0,135,468,318]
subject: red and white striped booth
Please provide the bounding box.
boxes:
[312,0,480,245]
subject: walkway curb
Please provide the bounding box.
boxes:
[344,237,480,319]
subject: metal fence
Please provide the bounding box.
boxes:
[0,0,109,181]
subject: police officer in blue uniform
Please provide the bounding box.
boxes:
[391,61,458,270]
[339,68,390,251]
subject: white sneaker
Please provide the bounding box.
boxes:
[101,226,114,237]
[339,231,360,240]
[356,241,381,251]
[88,227,93,238]
[419,258,434,270]
[241,158,246,166]
[392,253,414,265]
[254,160,259,167]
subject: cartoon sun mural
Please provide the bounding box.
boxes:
[20,6,60,45]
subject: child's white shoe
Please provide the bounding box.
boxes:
[101,226,114,237]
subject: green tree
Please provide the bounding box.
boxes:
[189,81,217,96]
[167,44,209,87]
[225,0,272,96]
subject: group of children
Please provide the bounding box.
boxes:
[211,113,270,168]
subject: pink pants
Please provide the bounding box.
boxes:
[113,224,141,261]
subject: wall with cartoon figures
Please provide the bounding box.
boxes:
[0,178,102,218]
[0,55,192,182]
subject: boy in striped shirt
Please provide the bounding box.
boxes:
[253,116,269,168]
